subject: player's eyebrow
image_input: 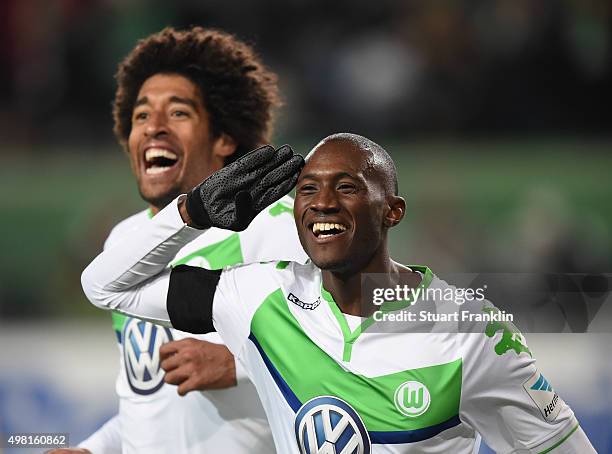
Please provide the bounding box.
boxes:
[168,96,198,109]
[134,96,149,108]
[299,171,360,182]
[133,96,198,109]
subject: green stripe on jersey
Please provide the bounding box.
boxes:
[171,232,243,269]
[250,288,462,432]
[276,260,290,269]
[112,311,128,333]
[321,265,434,362]
[537,424,580,454]
[268,200,293,217]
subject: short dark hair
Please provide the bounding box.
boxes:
[113,26,281,163]
[320,132,398,195]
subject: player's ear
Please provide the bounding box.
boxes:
[211,133,237,159]
[384,195,405,228]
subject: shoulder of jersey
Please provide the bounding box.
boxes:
[228,259,315,277]
[244,195,309,264]
[275,260,315,275]
[104,209,150,249]
[257,195,295,220]
[236,195,293,233]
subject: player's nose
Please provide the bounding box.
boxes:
[310,186,340,213]
[144,111,169,137]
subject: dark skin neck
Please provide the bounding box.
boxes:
[321,237,421,316]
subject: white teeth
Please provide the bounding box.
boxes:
[311,222,347,236]
[145,166,171,175]
[145,148,178,162]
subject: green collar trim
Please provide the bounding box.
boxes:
[320,284,335,304]
[322,265,434,362]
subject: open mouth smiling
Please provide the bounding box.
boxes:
[310,222,349,240]
[144,148,179,175]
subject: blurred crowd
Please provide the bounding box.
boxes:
[0,0,610,149]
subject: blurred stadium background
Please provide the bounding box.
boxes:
[0,1,611,452]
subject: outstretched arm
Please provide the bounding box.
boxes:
[460,324,596,453]
[81,198,200,325]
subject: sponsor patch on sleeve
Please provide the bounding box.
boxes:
[523,371,565,422]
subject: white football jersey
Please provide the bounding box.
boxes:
[199,260,586,453]
[81,196,307,454]
[82,198,594,454]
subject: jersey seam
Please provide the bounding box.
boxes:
[535,423,579,454]
[509,418,579,454]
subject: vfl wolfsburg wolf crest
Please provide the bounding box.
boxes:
[295,396,371,454]
[123,317,173,395]
[394,381,431,417]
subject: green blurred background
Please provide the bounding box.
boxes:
[2,139,610,318]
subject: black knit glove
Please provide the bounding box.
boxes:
[185,145,304,231]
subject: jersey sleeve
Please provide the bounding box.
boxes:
[78,414,122,454]
[239,196,308,264]
[103,210,150,250]
[81,196,202,325]
[459,306,595,453]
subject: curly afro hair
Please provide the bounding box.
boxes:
[113,26,281,163]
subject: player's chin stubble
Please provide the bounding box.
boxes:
[138,184,183,212]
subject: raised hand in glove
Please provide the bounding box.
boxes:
[183,144,303,230]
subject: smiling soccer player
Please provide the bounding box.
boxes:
[82,133,595,453]
[61,26,309,454]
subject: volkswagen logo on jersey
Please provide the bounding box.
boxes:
[394,381,431,417]
[294,396,371,454]
[123,317,173,395]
